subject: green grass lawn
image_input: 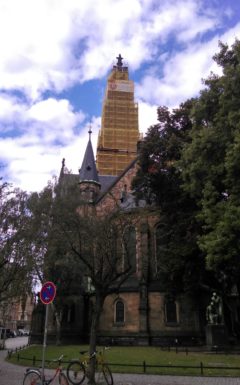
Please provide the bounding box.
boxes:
[7,344,240,377]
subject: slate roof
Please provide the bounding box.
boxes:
[95,157,138,203]
[98,175,117,193]
[59,139,138,202]
[79,138,100,184]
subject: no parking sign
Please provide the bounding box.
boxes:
[40,281,56,305]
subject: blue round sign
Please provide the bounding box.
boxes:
[40,281,56,305]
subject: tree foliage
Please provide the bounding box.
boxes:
[24,181,84,344]
[25,179,134,382]
[0,179,31,304]
[133,40,240,300]
[132,101,206,296]
[180,39,240,294]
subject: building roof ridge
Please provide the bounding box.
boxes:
[95,156,138,203]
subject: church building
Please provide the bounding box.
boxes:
[31,55,206,346]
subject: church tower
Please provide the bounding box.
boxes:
[96,54,139,176]
[79,128,101,204]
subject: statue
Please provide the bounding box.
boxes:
[206,301,217,324]
[206,292,223,324]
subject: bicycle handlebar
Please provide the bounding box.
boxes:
[79,347,110,359]
[79,347,110,354]
[52,354,65,363]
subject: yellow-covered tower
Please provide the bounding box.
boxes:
[96,54,139,176]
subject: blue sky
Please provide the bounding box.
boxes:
[0,0,240,192]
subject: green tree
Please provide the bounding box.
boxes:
[51,190,134,384]
[180,40,240,299]
[0,179,31,304]
[25,181,84,345]
[132,101,206,296]
[0,178,33,347]
[25,179,134,384]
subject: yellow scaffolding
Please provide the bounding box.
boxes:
[96,63,139,176]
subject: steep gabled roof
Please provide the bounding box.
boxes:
[98,175,117,193]
[96,157,138,203]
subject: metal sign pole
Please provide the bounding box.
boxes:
[41,303,49,385]
[39,281,56,385]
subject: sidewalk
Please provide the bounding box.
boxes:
[113,372,240,385]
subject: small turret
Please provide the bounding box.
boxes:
[79,129,101,203]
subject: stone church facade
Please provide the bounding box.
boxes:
[92,160,203,346]
[31,55,207,346]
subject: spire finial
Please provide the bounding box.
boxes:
[60,157,65,177]
[88,125,92,140]
[116,54,123,67]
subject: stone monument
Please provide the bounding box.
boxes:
[205,292,227,348]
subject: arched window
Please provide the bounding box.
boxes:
[155,223,169,276]
[165,300,177,324]
[62,305,68,323]
[115,300,125,323]
[123,226,136,272]
[69,304,75,323]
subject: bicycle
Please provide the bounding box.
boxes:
[23,354,69,385]
[67,347,113,385]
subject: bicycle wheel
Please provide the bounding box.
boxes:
[95,365,104,385]
[23,370,41,385]
[59,372,69,385]
[66,360,85,385]
[102,365,113,385]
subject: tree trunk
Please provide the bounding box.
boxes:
[87,290,105,385]
[51,303,62,345]
[55,311,62,346]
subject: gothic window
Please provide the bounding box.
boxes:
[154,223,169,277]
[165,300,178,324]
[123,226,136,272]
[115,300,125,324]
[69,304,75,323]
[62,305,68,323]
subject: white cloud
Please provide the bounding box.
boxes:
[0,94,87,191]
[0,94,26,125]
[0,119,99,192]
[136,22,240,108]
[138,101,158,135]
[0,0,239,192]
[0,0,224,97]
[27,98,85,143]
[0,0,82,99]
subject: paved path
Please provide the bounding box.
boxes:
[1,338,240,385]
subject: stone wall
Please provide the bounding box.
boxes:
[99,292,140,333]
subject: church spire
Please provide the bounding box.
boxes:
[79,128,99,184]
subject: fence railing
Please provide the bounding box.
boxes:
[109,361,240,375]
[7,353,240,376]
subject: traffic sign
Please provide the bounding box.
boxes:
[40,281,56,305]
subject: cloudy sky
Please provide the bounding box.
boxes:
[0,0,239,192]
